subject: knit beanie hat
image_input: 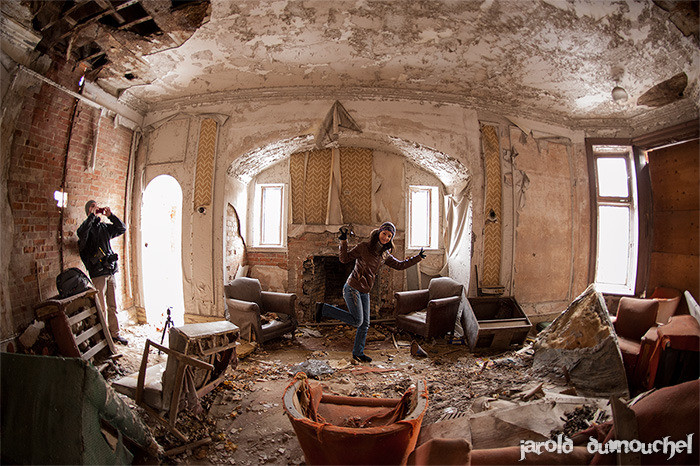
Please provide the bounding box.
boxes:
[378,222,396,236]
[85,200,96,216]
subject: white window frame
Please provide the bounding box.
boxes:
[407,185,439,251]
[591,145,638,295]
[252,183,286,249]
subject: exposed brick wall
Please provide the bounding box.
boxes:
[246,251,288,268]
[5,59,133,335]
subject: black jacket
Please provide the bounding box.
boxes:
[77,213,126,278]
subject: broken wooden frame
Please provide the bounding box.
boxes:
[113,321,239,443]
[134,339,215,442]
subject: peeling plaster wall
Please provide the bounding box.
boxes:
[510,128,590,322]
[135,116,221,323]
[141,97,589,322]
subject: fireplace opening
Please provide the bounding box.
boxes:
[301,253,385,320]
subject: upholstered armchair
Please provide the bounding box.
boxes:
[650,286,682,324]
[612,297,659,380]
[224,277,297,344]
[394,277,464,339]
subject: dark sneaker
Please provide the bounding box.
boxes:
[353,353,372,363]
[113,335,129,345]
[314,302,324,323]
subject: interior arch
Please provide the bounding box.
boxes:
[226,133,471,193]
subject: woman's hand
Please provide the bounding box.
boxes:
[339,227,349,241]
[418,247,426,259]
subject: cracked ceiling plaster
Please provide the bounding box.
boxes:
[121,0,699,127]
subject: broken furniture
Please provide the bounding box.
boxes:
[462,295,531,350]
[533,284,629,397]
[283,375,429,465]
[1,352,161,464]
[112,321,239,442]
[394,277,464,339]
[409,380,699,465]
[610,297,660,382]
[225,277,297,344]
[636,314,700,390]
[33,288,117,366]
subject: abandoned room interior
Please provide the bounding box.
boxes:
[1,0,699,464]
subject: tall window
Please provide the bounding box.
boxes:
[591,145,638,295]
[253,183,285,248]
[408,185,439,250]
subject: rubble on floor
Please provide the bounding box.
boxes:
[532,284,629,398]
[101,320,622,465]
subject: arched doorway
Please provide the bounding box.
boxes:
[141,175,185,326]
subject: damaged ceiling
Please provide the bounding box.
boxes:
[2,0,699,128]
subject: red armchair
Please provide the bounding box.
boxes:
[611,297,659,381]
[394,277,464,339]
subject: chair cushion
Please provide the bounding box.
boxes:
[614,297,659,341]
[111,362,166,411]
[428,277,463,301]
[396,312,429,337]
[225,277,263,309]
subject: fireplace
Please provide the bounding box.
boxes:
[305,256,353,308]
[288,232,404,321]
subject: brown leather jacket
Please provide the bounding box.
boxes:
[340,239,422,293]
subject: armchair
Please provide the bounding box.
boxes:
[225,277,297,344]
[650,286,681,324]
[394,277,464,339]
[612,297,659,381]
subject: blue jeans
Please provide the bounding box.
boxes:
[319,283,370,357]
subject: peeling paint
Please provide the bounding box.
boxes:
[95,0,697,129]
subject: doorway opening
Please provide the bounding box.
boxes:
[141,175,185,327]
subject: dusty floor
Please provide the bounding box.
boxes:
[105,321,569,465]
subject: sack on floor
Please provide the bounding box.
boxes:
[56,267,93,299]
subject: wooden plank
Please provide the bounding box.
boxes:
[81,339,107,361]
[610,396,640,465]
[479,320,531,329]
[75,323,103,345]
[68,307,96,326]
[118,15,154,30]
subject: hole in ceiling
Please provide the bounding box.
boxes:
[124,72,136,80]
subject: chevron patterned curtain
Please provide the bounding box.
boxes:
[290,148,372,225]
[193,118,218,209]
[339,147,372,224]
[481,124,502,287]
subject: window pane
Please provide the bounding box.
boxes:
[596,158,629,198]
[410,189,430,247]
[261,186,282,245]
[596,205,630,285]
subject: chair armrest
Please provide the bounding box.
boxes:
[394,289,430,315]
[261,291,297,319]
[427,296,462,310]
[227,298,260,315]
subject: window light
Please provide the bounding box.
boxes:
[53,190,67,208]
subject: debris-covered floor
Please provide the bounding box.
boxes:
[106,322,601,465]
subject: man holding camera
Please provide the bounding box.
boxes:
[78,200,128,345]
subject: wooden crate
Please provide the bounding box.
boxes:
[463,296,532,350]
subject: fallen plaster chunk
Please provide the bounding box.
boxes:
[532,284,629,398]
